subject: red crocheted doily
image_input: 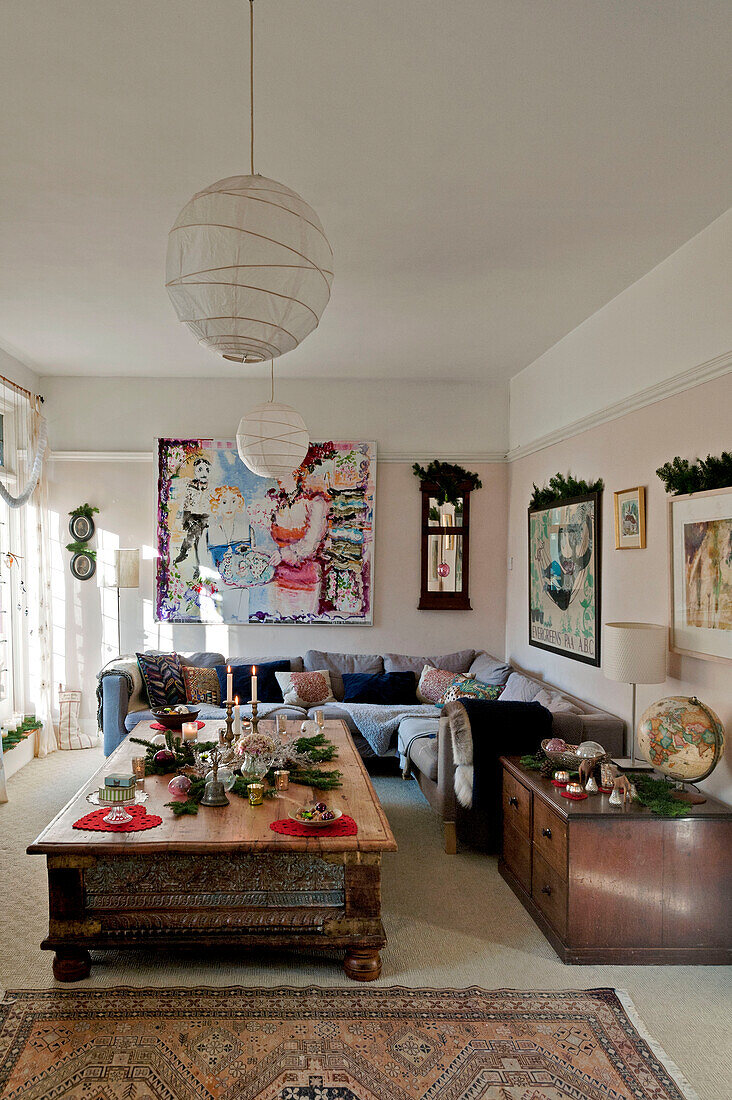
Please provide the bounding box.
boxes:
[270,814,357,837]
[560,791,588,801]
[73,804,163,832]
[150,720,205,731]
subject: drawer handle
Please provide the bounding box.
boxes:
[541,885,552,896]
[508,796,518,808]
[542,827,552,839]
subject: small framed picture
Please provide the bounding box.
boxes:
[613,486,646,549]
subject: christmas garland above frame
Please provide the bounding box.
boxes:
[656,451,732,495]
[412,460,483,506]
[129,730,343,816]
[529,472,604,509]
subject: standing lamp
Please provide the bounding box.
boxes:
[603,622,667,769]
[115,549,140,656]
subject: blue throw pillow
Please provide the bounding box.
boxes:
[215,660,290,704]
[341,671,417,705]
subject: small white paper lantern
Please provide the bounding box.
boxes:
[166,174,333,363]
[236,402,309,479]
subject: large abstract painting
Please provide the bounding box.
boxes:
[670,486,732,663]
[155,439,376,625]
[528,492,601,666]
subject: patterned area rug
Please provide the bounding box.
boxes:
[0,986,697,1100]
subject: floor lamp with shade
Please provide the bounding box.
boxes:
[603,621,667,769]
[115,549,140,656]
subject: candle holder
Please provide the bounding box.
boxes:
[250,698,260,736]
[274,769,290,791]
[247,781,264,806]
[221,700,235,748]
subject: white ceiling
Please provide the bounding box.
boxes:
[0,0,730,381]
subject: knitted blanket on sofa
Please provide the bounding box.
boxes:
[337,703,440,756]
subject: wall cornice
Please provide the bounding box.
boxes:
[507,349,732,462]
[49,449,507,464]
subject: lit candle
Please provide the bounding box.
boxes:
[233,695,241,739]
[182,721,198,742]
[251,664,257,703]
[226,665,233,703]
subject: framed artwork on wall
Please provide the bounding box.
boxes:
[669,486,732,664]
[155,438,376,626]
[613,486,646,549]
[528,492,601,666]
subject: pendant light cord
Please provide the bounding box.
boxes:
[249,0,255,175]
[270,359,275,402]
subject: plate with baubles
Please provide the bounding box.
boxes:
[289,801,343,827]
[541,737,611,769]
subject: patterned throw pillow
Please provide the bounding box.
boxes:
[441,680,505,704]
[136,652,187,708]
[275,670,335,707]
[181,665,221,705]
[416,666,474,705]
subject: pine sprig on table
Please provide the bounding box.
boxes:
[291,733,337,762]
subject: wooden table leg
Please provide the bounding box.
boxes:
[344,946,381,981]
[52,947,91,982]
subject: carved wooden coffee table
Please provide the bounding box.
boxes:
[28,719,396,982]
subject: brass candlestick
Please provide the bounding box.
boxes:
[250,698,260,736]
[222,700,235,748]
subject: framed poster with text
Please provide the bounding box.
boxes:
[528,492,601,666]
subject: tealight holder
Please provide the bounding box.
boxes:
[553,770,570,785]
[565,782,584,797]
[584,775,599,794]
[247,782,264,806]
[131,756,146,784]
[274,769,290,791]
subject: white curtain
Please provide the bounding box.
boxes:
[2,388,56,757]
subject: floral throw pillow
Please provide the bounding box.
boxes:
[416,666,474,705]
[441,680,505,704]
[136,652,186,709]
[181,665,221,705]
[275,669,335,707]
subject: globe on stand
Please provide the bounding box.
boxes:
[637,696,725,804]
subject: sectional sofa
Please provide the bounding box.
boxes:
[99,647,624,765]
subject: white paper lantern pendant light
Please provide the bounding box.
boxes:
[237,361,310,479]
[165,1,333,363]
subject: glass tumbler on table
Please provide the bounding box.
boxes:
[131,757,146,785]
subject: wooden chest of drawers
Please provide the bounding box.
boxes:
[498,756,732,965]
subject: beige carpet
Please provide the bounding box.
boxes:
[2,747,731,1099]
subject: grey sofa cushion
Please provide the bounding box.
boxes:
[500,672,541,703]
[383,650,475,676]
[397,715,440,755]
[408,736,438,782]
[468,651,512,685]
[226,655,304,672]
[304,651,383,700]
[179,652,225,669]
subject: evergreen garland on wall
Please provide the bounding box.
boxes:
[529,472,604,509]
[656,452,732,495]
[412,460,483,505]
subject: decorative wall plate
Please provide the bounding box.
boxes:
[69,513,95,541]
[70,551,96,580]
